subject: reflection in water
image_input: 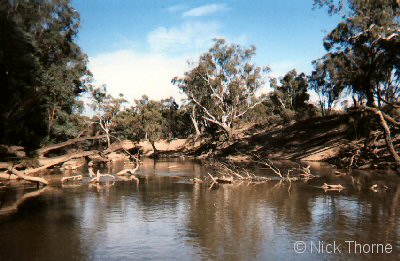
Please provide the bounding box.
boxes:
[0,159,399,260]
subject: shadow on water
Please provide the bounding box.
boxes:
[0,158,399,260]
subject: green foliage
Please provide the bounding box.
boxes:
[309,58,341,116]
[173,39,269,138]
[133,95,163,142]
[270,69,310,113]
[314,0,400,107]
[109,95,191,143]
[0,0,90,148]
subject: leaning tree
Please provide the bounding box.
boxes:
[172,39,269,140]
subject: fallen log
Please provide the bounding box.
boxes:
[7,167,48,186]
[34,150,99,174]
[0,162,12,170]
[62,159,85,170]
[0,145,25,158]
[0,171,17,180]
[35,134,106,157]
[103,140,136,155]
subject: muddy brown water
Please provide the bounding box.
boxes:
[0,159,399,261]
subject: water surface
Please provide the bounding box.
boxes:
[0,159,399,260]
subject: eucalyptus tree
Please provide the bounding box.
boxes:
[0,0,90,147]
[309,56,341,116]
[270,69,310,113]
[133,96,164,152]
[172,39,269,140]
[314,0,400,107]
[89,85,127,148]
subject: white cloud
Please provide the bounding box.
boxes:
[88,21,252,106]
[88,50,188,103]
[166,4,187,13]
[182,4,228,17]
[147,22,223,55]
[88,22,228,105]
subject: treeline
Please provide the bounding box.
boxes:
[1,0,399,151]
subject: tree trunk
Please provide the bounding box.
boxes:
[149,140,158,155]
[376,110,400,163]
[366,87,375,107]
[221,124,233,141]
[191,114,201,137]
[363,107,400,163]
[106,132,111,148]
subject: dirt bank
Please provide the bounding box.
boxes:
[217,114,357,162]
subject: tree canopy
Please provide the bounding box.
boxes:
[172,39,269,139]
[0,0,90,148]
[313,0,400,107]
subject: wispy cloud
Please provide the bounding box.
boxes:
[166,4,187,13]
[182,4,228,17]
[147,22,223,55]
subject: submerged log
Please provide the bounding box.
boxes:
[61,175,83,183]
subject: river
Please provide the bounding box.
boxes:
[0,159,399,260]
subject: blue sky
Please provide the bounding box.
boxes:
[72,0,340,103]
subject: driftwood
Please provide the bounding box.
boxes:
[321,183,343,191]
[0,145,25,158]
[35,134,106,157]
[90,170,115,183]
[116,161,139,176]
[88,166,95,177]
[0,171,17,180]
[115,156,140,183]
[61,175,83,183]
[118,175,140,183]
[205,161,271,186]
[103,140,136,155]
[36,150,98,170]
[62,159,85,170]
[7,167,48,186]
